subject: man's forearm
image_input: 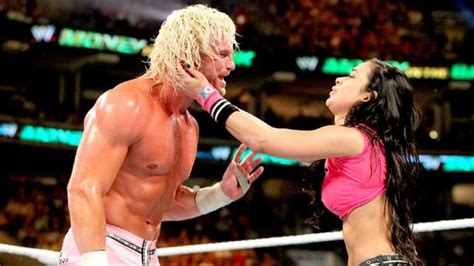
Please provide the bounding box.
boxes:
[68,191,107,254]
[162,184,233,221]
[162,186,202,221]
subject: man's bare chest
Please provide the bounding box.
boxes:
[123,116,198,179]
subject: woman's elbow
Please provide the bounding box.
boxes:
[243,136,267,154]
[228,124,273,154]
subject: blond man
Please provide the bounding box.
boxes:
[58,5,263,266]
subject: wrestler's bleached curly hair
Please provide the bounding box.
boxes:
[144,4,237,94]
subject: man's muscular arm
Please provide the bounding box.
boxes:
[67,88,147,257]
[163,144,263,221]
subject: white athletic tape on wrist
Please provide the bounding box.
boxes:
[234,167,250,193]
[196,183,233,215]
[81,251,109,266]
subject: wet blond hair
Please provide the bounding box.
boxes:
[144,4,237,94]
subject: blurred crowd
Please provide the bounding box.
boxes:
[0,171,473,265]
[0,176,68,251]
[0,1,473,264]
[0,175,296,265]
[1,0,473,62]
[228,0,472,63]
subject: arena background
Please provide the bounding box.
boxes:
[0,0,473,265]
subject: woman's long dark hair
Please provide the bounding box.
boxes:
[346,58,422,264]
[306,58,422,264]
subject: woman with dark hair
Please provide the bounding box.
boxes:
[180,58,422,265]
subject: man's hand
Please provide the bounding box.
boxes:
[220,144,264,199]
[194,144,263,215]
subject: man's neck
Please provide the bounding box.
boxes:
[158,84,194,115]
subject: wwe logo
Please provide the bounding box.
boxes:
[296,56,319,71]
[31,25,56,42]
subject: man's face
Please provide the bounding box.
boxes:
[199,38,236,96]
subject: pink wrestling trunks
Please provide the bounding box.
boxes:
[58,224,159,266]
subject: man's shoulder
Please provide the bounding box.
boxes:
[110,77,152,98]
[97,78,153,113]
[115,76,155,91]
[88,79,154,129]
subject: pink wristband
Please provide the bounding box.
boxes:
[196,85,223,113]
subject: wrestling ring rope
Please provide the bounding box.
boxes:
[0,218,473,265]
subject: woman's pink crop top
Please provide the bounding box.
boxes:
[321,127,386,219]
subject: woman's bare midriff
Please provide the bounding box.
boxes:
[342,194,395,266]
